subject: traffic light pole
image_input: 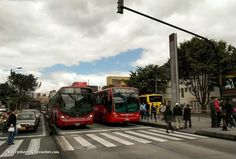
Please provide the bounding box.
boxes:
[117,0,223,99]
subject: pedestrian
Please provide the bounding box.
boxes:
[209,97,217,128]
[145,102,150,122]
[173,103,183,129]
[224,98,235,128]
[160,103,166,121]
[214,97,222,127]
[183,104,192,128]
[163,105,174,133]
[150,103,157,122]
[140,103,146,120]
[6,108,17,145]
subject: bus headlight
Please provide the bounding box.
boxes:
[61,115,65,119]
[89,114,93,118]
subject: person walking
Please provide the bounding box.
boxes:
[160,103,166,121]
[6,108,17,145]
[140,103,146,120]
[164,105,174,133]
[173,103,183,129]
[150,103,157,122]
[183,104,192,128]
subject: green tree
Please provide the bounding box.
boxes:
[8,72,40,109]
[178,37,235,110]
[127,64,169,95]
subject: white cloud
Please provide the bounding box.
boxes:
[1,0,236,93]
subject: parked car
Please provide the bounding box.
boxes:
[17,112,38,132]
[22,109,41,126]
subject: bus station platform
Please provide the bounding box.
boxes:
[138,115,236,141]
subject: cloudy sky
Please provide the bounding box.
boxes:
[0,0,236,94]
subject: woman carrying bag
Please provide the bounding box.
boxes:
[7,109,17,145]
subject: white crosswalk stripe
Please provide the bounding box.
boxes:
[86,134,116,147]
[157,129,208,139]
[0,141,5,147]
[138,130,183,141]
[25,138,41,155]
[0,139,23,158]
[73,135,97,149]
[0,128,209,155]
[100,133,134,145]
[148,129,197,139]
[55,136,75,151]
[113,132,152,144]
[125,131,168,142]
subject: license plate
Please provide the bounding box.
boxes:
[125,118,129,121]
[20,127,26,130]
[75,123,80,126]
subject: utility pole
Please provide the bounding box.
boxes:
[116,0,223,99]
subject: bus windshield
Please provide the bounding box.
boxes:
[112,88,139,113]
[60,93,93,117]
[149,95,162,102]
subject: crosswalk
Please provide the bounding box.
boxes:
[0,128,208,157]
[55,128,208,151]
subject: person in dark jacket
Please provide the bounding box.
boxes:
[173,103,183,129]
[7,109,17,145]
[209,97,217,128]
[183,104,192,128]
[164,105,174,133]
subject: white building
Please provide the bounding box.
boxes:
[163,81,220,113]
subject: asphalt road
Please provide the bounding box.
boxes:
[0,114,60,159]
[1,118,236,159]
[55,123,236,159]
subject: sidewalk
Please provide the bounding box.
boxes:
[138,115,236,140]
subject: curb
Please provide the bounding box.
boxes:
[196,130,236,141]
[138,121,236,141]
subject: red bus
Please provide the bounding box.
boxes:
[93,87,140,123]
[48,86,94,127]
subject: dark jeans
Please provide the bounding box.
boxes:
[166,121,174,133]
[211,113,217,128]
[7,131,15,145]
[184,118,192,128]
[151,112,157,121]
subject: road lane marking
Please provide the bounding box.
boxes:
[86,134,116,147]
[125,131,168,142]
[57,126,152,135]
[158,129,208,139]
[0,141,5,147]
[0,139,23,158]
[139,130,183,141]
[113,132,152,144]
[56,136,75,151]
[100,133,134,145]
[25,138,41,155]
[73,136,97,149]
[149,129,197,139]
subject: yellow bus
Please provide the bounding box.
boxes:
[139,94,163,110]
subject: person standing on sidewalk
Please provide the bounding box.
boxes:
[6,108,17,145]
[209,97,217,128]
[150,103,157,122]
[183,104,192,128]
[164,105,174,133]
[145,102,150,122]
[214,97,222,127]
[173,103,183,129]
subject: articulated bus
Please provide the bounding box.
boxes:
[139,94,163,110]
[47,86,94,127]
[93,87,140,123]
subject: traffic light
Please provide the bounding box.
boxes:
[117,0,124,14]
